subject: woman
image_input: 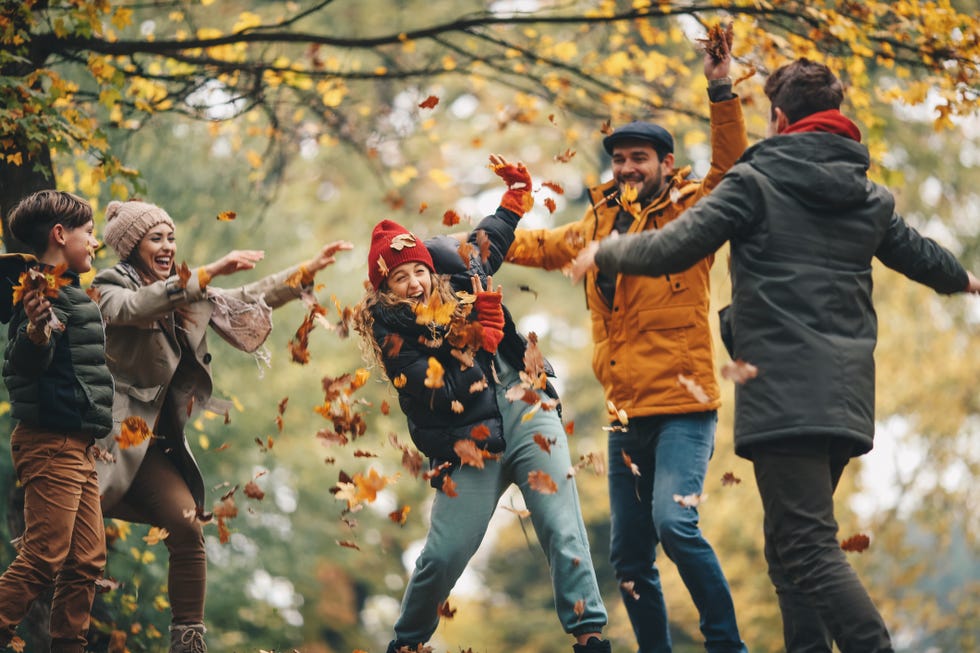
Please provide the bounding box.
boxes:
[94,199,351,653]
[354,156,611,653]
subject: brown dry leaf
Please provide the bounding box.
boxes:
[275,415,284,433]
[554,148,577,163]
[599,120,614,135]
[543,197,557,214]
[573,598,585,621]
[533,433,557,454]
[541,181,565,195]
[424,357,445,389]
[107,630,127,653]
[454,439,492,469]
[85,286,102,303]
[621,450,641,477]
[422,460,453,481]
[451,400,465,414]
[677,374,711,404]
[95,577,122,595]
[285,265,316,288]
[457,241,475,266]
[673,492,708,508]
[115,416,152,450]
[91,445,116,464]
[437,600,457,619]
[620,580,640,600]
[721,471,742,486]
[10,636,25,653]
[337,540,361,550]
[414,291,456,327]
[474,229,491,263]
[216,211,237,221]
[720,359,759,384]
[470,424,491,441]
[734,63,757,87]
[528,470,558,494]
[442,209,461,226]
[418,95,439,109]
[840,533,871,553]
[441,474,458,497]
[564,420,575,436]
[382,333,405,359]
[389,505,411,525]
[353,450,379,458]
[380,400,390,415]
[450,347,475,370]
[244,480,265,500]
[695,22,733,63]
[469,378,489,394]
[175,262,192,289]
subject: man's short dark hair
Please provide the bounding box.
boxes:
[764,58,844,124]
[9,190,93,255]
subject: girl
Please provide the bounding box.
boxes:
[354,156,611,653]
[93,199,351,653]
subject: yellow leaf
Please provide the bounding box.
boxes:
[427,168,454,189]
[142,527,169,545]
[111,7,133,30]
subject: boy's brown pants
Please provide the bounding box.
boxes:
[0,424,106,653]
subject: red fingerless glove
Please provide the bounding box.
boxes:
[494,163,534,217]
[473,291,505,353]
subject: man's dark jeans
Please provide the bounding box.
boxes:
[752,437,894,653]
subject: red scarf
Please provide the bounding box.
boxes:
[781,109,862,143]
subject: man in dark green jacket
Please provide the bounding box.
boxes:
[573,59,979,653]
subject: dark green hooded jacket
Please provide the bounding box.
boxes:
[596,131,967,459]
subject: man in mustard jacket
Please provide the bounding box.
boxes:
[506,32,748,653]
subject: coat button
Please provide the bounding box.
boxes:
[203,353,212,364]
[610,360,616,366]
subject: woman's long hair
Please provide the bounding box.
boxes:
[352,270,461,377]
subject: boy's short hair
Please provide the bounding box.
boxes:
[764,58,844,124]
[8,190,93,255]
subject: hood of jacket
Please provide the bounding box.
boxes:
[740,132,873,212]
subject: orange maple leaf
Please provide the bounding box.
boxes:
[470,424,491,440]
[418,95,440,109]
[389,505,411,525]
[414,291,456,327]
[564,420,575,436]
[383,333,405,359]
[441,474,458,497]
[393,373,407,388]
[115,416,152,449]
[541,181,565,195]
[244,480,265,500]
[721,471,742,486]
[142,526,169,545]
[528,470,558,494]
[216,211,237,221]
[442,209,461,226]
[380,400,390,415]
[457,241,475,267]
[424,357,445,388]
[454,439,494,469]
[543,197,557,214]
[175,262,192,289]
[533,433,556,454]
[599,120,613,135]
[554,148,576,163]
[474,229,491,263]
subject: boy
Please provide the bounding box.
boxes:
[0,190,114,653]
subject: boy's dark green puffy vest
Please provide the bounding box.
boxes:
[3,273,114,437]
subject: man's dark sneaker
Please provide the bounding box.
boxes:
[573,636,612,653]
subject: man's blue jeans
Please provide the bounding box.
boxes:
[608,412,746,653]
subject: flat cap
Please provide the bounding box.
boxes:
[602,121,674,155]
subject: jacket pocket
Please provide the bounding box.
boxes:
[637,305,696,331]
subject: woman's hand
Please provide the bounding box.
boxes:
[204,250,265,280]
[304,240,354,274]
[489,154,533,217]
[471,275,506,353]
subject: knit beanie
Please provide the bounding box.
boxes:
[368,219,434,291]
[103,200,175,261]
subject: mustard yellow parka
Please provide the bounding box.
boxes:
[506,97,747,420]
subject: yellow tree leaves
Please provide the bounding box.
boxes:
[116,416,152,449]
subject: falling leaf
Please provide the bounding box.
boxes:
[285,266,316,288]
[383,333,405,359]
[275,415,284,432]
[175,262,192,289]
[95,578,122,595]
[573,598,585,621]
[457,241,475,266]
[389,505,411,525]
[441,474,458,497]
[599,120,614,135]
[528,470,558,494]
[215,442,230,452]
[390,233,418,251]
[721,472,741,486]
[541,181,565,194]
[418,95,440,109]
[554,148,577,163]
[564,420,575,436]
[454,439,494,469]
[677,374,711,404]
[418,202,428,213]
[621,450,641,477]
[10,636,25,653]
[376,255,390,280]
[734,63,757,87]
[469,378,488,394]
[337,540,361,550]
[244,480,265,500]
[501,505,531,519]
[353,450,379,458]
[437,600,457,619]
[115,416,152,449]
[720,359,759,384]
[460,427,489,447]
[543,197,557,213]
[424,357,445,388]
[380,400,390,415]
[517,284,539,300]
[533,433,557,454]
[841,533,871,553]
[393,374,407,388]
[142,527,169,545]
[673,492,708,508]
[474,229,491,262]
[423,460,453,481]
[414,291,457,327]
[85,286,102,303]
[621,580,640,600]
[451,400,465,414]
[216,211,237,221]
[442,209,461,226]
[92,445,116,464]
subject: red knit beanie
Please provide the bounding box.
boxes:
[368,220,435,291]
